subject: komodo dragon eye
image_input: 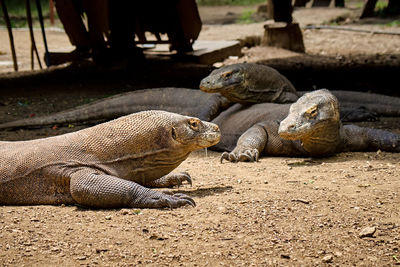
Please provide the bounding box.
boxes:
[305,106,318,118]
[188,119,200,130]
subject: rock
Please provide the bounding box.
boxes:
[359,226,376,238]
[120,209,129,215]
[322,255,333,263]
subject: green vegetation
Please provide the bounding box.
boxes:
[375,0,388,11]
[197,0,265,6]
[236,9,255,24]
[0,0,58,27]
[385,20,400,27]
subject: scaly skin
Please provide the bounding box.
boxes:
[0,110,221,209]
[219,89,399,162]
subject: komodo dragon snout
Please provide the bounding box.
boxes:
[200,65,243,93]
[278,89,340,140]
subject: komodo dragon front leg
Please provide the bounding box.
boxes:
[220,121,304,162]
[70,169,195,209]
[221,124,267,162]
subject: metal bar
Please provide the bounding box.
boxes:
[0,0,18,71]
[35,0,51,66]
[304,24,400,36]
[26,0,43,69]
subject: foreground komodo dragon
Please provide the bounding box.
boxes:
[218,89,399,162]
[0,110,220,208]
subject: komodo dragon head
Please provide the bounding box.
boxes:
[169,113,221,149]
[99,110,221,157]
[136,111,221,150]
[199,63,298,104]
[278,89,340,154]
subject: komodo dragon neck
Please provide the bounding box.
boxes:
[299,123,342,156]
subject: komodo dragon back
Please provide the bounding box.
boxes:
[0,110,220,209]
[0,88,231,130]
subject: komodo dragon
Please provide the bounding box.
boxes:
[218,89,399,162]
[0,65,399,130]
[0,110,221,208]
[200,63,400,117]
[0,87,390,131]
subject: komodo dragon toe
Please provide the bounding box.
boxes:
[220,148,259,163]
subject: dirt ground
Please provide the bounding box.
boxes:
[1,3,400,266]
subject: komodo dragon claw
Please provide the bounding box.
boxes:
[162,193,196,209]
[144,192,196,209]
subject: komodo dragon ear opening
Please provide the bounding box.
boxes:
[171,127,177,140]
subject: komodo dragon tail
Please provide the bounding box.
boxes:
[0,88,231,130]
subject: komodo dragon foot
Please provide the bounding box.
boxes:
[220,148,259,163]
[136,191,196,209]
[145,172,192,188]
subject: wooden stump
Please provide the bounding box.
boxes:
[261,22,305,53]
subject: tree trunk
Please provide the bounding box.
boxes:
[269,0,292,23]
[387,0,400,13]
[335,0,344,7]
[312,0,331,7]
[360,0,378,18]
[294,0,310,7]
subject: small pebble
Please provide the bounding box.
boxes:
[322,255,333,263]
[359,226,376,238]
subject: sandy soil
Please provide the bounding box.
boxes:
[0,3,400,267]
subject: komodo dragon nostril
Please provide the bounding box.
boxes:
[287,125,295,131]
